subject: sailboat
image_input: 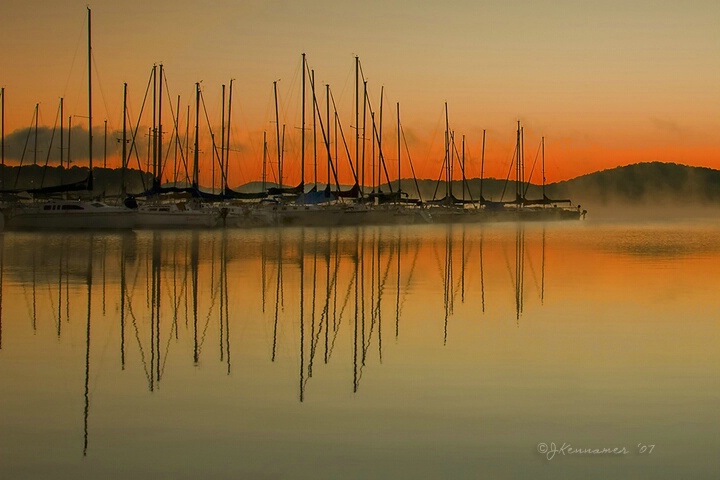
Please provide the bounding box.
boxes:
[132,77,221,229]
[515,135,586,221]
[492,124,584,221]
[3,8,135,230]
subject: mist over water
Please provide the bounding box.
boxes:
[0,222,717,479]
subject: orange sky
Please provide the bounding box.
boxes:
[1,1,719,187]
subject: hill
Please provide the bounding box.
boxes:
[548,162,720,206]
[392,162,720,208]
[3,162,720,210]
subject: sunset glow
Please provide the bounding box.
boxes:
[2,1,719,187]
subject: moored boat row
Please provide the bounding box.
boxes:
[0,21,585,233]
[0,196,584,231]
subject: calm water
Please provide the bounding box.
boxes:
[1,220,718,479]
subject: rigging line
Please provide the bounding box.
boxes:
[199,89,226,190]
[452,261,465,305]
[124,242,144,304]
[195,273,221,357]
[159,69,188,184]
[128,66,155,188]
[400,122,424,203]
[424,105,447,175]
[44,276,59,323]
[91,50,114,133]
[60,16,87,99]
[397,238,421,319]
[373,240,395,362]
[430,153,447,201]
[524,240,543,301]
[329,88,359,183]
[271,249,281,362]
[124,297,152,385]
[177,103,192,185]
[307,237,320,362]
[523,141,542,198]
[331,57,355,116]
[274,62,301,178]
[13,107,37,188]
[326,236,344,359]
[306,70,342,189]
[449,133,475,203]
[39,104,61,188]
[364,95,394,192]
[159,308,177,378]
[502,240,516,292]
[159,266,185,373]
[327,267,354,361]
[431,236,446,284]
[500,144,517,202]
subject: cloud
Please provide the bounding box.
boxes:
[2,125,151,165]
[651,118,684,135]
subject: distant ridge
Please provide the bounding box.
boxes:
[3,162,720,206]
[367,162,720,207]
[549,162,720,205]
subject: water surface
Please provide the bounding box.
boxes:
[1,221,718,479]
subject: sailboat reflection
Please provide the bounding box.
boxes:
[83,234,93,456]
[506,224,547,324]
[1,223,556,456]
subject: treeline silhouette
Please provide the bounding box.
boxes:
[2,161,718,205]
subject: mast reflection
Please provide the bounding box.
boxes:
[2,224,554,419]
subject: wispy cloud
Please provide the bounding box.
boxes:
[2,126,147,164]
[651,118,685,135]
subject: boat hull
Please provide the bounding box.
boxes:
[5,209,136,230]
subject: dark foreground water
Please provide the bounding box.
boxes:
[1,220,718,479]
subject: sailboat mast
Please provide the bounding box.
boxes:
[361,80,367,194]
[378,87,384,194]
[33,104,38,165]
[355,56,359,191]
[226,79,234,189]
[146,127,151,174]
[444,103,449,198]
[480,129,486,201]
[462,135,466,202]
[541,136,546,201]
[59,99,64,185]
[521,126,525,201]
[262,131,267,192]
[193,82,200,189]
[173,94,179,186]
[184,104,189,185]
[301,53,306,189]
[221,84,226,189]
[397,103,400,197]
[273,81,281,188]
[312,69,317,189]
[103,120,107,169]
[87,7,92,174]
[326,84,331,187]
[157,64,163,183]
[516,121,521,202]
[121,83,127,197]
[151,65,157,179]
[371,111,375,192]
[68,116,72,168]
